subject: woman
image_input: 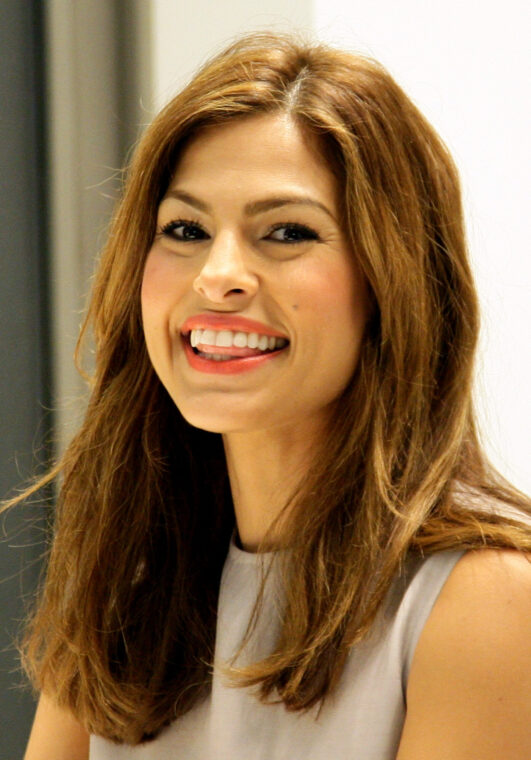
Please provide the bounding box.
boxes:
[23,32,530,759]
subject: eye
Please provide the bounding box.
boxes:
[159,219,209,242]
[266,223,319,244]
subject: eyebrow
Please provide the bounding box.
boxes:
[163,189,337,222]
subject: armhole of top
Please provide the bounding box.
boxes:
[400,550,466,694]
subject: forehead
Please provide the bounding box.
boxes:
[168,113,339,206]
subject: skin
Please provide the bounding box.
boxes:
[396,550,531,759]
[141,113,370,550]
[24,694,89,760]
[25,114,531,757]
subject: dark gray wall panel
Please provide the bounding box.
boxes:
[0,1,50,756]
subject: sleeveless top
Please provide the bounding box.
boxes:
[90,540,464,759]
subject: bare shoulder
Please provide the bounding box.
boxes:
[438,547,531,612]
[396,549,531,760]
[24,693,89,760]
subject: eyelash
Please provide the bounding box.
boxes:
[159,218,206,241]
[158,219,320,245]
[266,222,319,244]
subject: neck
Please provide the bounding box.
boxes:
[223,421,322,552]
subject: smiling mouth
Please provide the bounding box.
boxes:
[183,328,289,362]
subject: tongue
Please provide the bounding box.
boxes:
[196,343,269,357]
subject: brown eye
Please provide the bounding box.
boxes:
[161,220,209,241]
[266,224,319,243]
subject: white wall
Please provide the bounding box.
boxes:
[149,0,313,111]
[149,0,530,492]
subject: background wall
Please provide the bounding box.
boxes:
[149,0,313,110]
[0,2,50,756]
[47,0,152,449]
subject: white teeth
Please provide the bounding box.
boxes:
[233,331,248,348]
[188,327,288,352]
[215,330,233,347]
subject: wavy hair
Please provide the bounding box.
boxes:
[14,32,530,743]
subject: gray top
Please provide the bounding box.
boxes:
[90,540,464,759]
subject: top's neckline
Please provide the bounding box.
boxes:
[228,531,278,564]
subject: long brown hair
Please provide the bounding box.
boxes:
[13,32,530,744]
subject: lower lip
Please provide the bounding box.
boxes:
[182,338,287,375]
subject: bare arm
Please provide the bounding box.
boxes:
[396,549,531,760]
[24,693,89,760]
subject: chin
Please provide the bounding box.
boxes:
[175,405,255,435]
[171,387,279,435]
[184,418,233,434]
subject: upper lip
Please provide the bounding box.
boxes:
[180,314,288,339]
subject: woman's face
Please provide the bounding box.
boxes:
[141,113,370,436]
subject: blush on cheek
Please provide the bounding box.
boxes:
[142,251,165,281]
[296,261,368,337]
[141,252,176,304]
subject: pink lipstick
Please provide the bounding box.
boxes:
[180,314,287,337]
[180,314,289,375]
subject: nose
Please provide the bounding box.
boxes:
[192,232,258,303]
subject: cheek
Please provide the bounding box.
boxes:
[141,251,170,309]
[140,253,182,367]
[288,257,368,336]
[141,249,188,325]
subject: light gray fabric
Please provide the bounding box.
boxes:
[90,542,464,759]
